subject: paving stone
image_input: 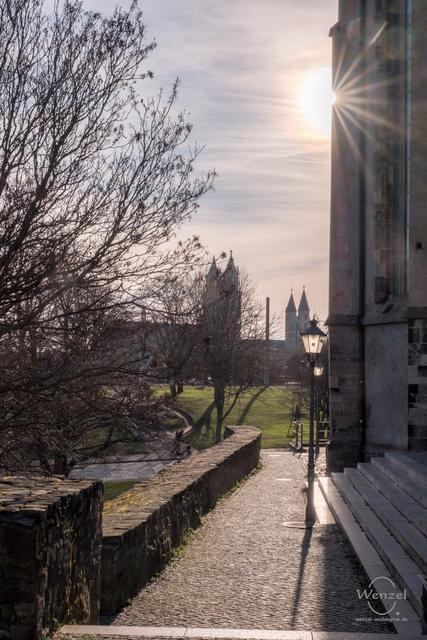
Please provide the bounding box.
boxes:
[184,629,310,639]
[106,453,394,634]
[312,634,400,640]
[55,630,417,640]
[59,626,187,637]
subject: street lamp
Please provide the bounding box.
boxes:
[300,317,327,527]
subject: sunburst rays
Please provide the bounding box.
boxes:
[332,19,402,151]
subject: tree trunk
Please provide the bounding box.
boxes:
[53,452,70,476]
[214,384,224,444]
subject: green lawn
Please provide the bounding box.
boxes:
[103,480,138,502]
[169,386,308,449]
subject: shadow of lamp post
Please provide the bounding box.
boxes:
[300,317,327,527]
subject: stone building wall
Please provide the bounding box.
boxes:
[407,1,427,451]
[0,477,103,640]
[101,426,261,614]
[409,318,427,450]
[327,1,365,471]
[328,1,427,469]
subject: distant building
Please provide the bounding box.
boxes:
[327,2,427,470]
[284,289,311,350]
[204,253,241,324]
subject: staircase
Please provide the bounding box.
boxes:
[319,451,427,637]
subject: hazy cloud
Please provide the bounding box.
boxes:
[84,0,338,325]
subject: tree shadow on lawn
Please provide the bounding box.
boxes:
[187,401,216,447]
[237,386,267,425]
[195,400,216,431]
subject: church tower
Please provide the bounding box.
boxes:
[222,251,239,291]
[298,287,310,333]
[204,256,220,307]
[221,251,241,321]
[203,252,241,326]
[285,291,298,346]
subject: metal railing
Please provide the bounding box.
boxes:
[290,421,305,452]
[290,420,330,454]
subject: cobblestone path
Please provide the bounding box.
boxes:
[111,451,394,634]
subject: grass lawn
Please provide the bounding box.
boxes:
[167,386,309,449]
[103,480,138,502]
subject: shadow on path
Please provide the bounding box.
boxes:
[289,526,313,627]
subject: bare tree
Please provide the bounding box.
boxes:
[0,0,214,472]
[141,273,204,395]
[199,263,267,443]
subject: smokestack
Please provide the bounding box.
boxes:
[264,297,270,387]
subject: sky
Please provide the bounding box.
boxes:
[85,0,338,331]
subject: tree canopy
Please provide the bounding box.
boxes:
[0,0,213,473]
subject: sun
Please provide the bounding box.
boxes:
[300,66,335,138]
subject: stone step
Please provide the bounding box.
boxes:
[55,624,416,639]
[334,470,424,621]
[373,455,427,508]
[370,458,427,536]
[384,451,427,490]
[318,476,421,638]
[351,464,427,575]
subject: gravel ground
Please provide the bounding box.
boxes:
[298,447,327,476]
[107,451,394,634]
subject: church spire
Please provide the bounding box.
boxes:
[223,250,239,286]
[285,290,298,346]
[225,250,237,271]
[298,287,310,312]
[207,256,219,282]
[285,290,297,313]
[297,287,310,334]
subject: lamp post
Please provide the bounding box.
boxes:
[300,317,327,527]
[314,365,324,457]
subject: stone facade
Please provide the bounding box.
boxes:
[327,1,427,470]
[409,318,427,450]
[0,477,103,640]
[101,426,261,614]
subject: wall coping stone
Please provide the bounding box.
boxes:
[102,426,260,537]
[0,475,102,522]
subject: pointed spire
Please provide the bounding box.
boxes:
[286,291,297,313]
[298,287,310,312]
[207,256,219,281]
[225,250,236,271]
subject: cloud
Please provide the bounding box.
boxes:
[83,0,338,325]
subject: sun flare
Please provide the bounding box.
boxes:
[300,67,335,138]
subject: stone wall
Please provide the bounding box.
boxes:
[407,0,427,453]
[101,425,261,614]
[408,318,427,450]
[326,6,365,473]
[364,323,408,454]
[328,2,427,469]
[0,477,103,640]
